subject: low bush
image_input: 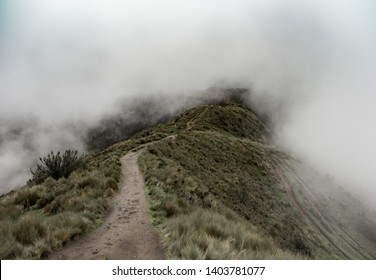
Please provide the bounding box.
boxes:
[29,150,86,185]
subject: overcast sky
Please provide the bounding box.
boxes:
[0,0,376,200]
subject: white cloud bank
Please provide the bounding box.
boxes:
[0,0,375,201]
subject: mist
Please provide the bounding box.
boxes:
[1,0,376,201]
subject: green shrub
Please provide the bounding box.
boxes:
[29,150,86,185]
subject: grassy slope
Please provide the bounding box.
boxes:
[138,101,376,259]
[0,113,181,259]
[0,136,139,259]
[1,96,375,259]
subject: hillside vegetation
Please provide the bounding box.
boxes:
[137,99,376,259]
[1,89,375,259]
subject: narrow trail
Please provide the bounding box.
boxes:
[48,148,165,260]
[186,106,209,130]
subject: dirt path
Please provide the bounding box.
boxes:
[48,148,165,260]
[186,106,208,130]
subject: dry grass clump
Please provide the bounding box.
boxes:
[0,210,94,259]
[12,213,47,245]
[162,208,303,259]
[0,222,21,259]
[14,188,41,209]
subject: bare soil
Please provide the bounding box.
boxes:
[48,148,165,260]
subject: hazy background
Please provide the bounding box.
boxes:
[0,0,375,201]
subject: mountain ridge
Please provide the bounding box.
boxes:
[135,99,376,259]
[1,91,375,259]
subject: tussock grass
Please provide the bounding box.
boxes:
[163,208,303,259]
[0,203,21,221]
[14,188,41,209]
[1,185,99,258]
[0,223,21,259]
[12,213,47,245]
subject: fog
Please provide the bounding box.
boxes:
[0,0,375,201]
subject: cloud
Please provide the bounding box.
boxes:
[0,0,375,200]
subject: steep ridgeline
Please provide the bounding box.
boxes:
[1,94,375,260]
[137,100,376,259]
